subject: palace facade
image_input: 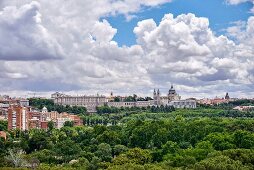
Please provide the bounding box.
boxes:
[52,93,107,112]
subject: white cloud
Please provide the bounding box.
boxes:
[0,1,64,60]
[134,13,254,96]
[226,0,254,13]
[0,1,254,98]
[226,0,250,5]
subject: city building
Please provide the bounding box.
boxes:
[233,106,254,111]
[153,85,196,108]
[51,86,196,111]
[52,92,107,113]
[7,106,83,131]
[153,85,181,105]
[107,100,154,108]
[198,93,235,106]
[169,100,196,109]
[225,92,230,100]
[8,106,29,131]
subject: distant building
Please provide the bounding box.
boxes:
[169,100,196,109]
[7,106,83,131]
[198,93,234,106]
[107,92,115,102]
[233,106,254,111]
[225,92,230,100]
[107,100,154,108]
[52,92,107,113]
[51,86,196,112]
[168,85,181,101]
[18,99,29,107]
[153,85,196,108]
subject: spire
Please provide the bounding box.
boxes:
[170,84,174,90]
[157,89,160,96]
[225,92,230,100]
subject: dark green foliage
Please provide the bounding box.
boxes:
[54,139,82,163]
[1,108,254,169]
[0,120,7,131]
[29,98,87,114]
[63,121,74,127]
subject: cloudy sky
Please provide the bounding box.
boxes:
[0,0,254,99]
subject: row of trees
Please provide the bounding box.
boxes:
[29,98,87,114]
[96,105,175,115]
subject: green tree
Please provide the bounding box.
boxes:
[63,121,74,127]
[54,139,82,163]
[113,145,128,156]
[194,155,249,170]
[4,149,27,168]
[47,121,55,131]
[113,148,152,165]
[233,130,254,149]
[95,143,112,162]
[0,120,7,131]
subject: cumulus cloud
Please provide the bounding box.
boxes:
[0,0,254,98]
[0,1,64,60]
[134,13,254,96]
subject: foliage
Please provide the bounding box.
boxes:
[4,149,27,168]
[0,120,7,131]
[29,98,87,114]
[1,107,254,169]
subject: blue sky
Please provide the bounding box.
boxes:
[106,0,253,46]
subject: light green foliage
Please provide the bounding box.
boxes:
[194,155,250,170]
[113,148,152,165]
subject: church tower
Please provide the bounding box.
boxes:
[168,84,181,102]
[153,89,161,105]
[225,92,230,100]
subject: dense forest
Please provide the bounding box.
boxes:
[0,99,254,169]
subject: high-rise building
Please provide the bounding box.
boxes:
[8,106,29,131]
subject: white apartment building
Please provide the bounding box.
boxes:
[169,100,197,109]
[107,100,154,108]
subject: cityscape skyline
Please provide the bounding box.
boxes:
[0,1,254,98]
[0,88,248,101]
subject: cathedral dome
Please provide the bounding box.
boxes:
[168,85,176,95]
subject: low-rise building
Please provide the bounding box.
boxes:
[169,100,197,109]
[107,100,154,108]
[52,93,107,113]
[233,106,254,111]
[8,106,83,131]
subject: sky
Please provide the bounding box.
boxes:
[0,0,254,99]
